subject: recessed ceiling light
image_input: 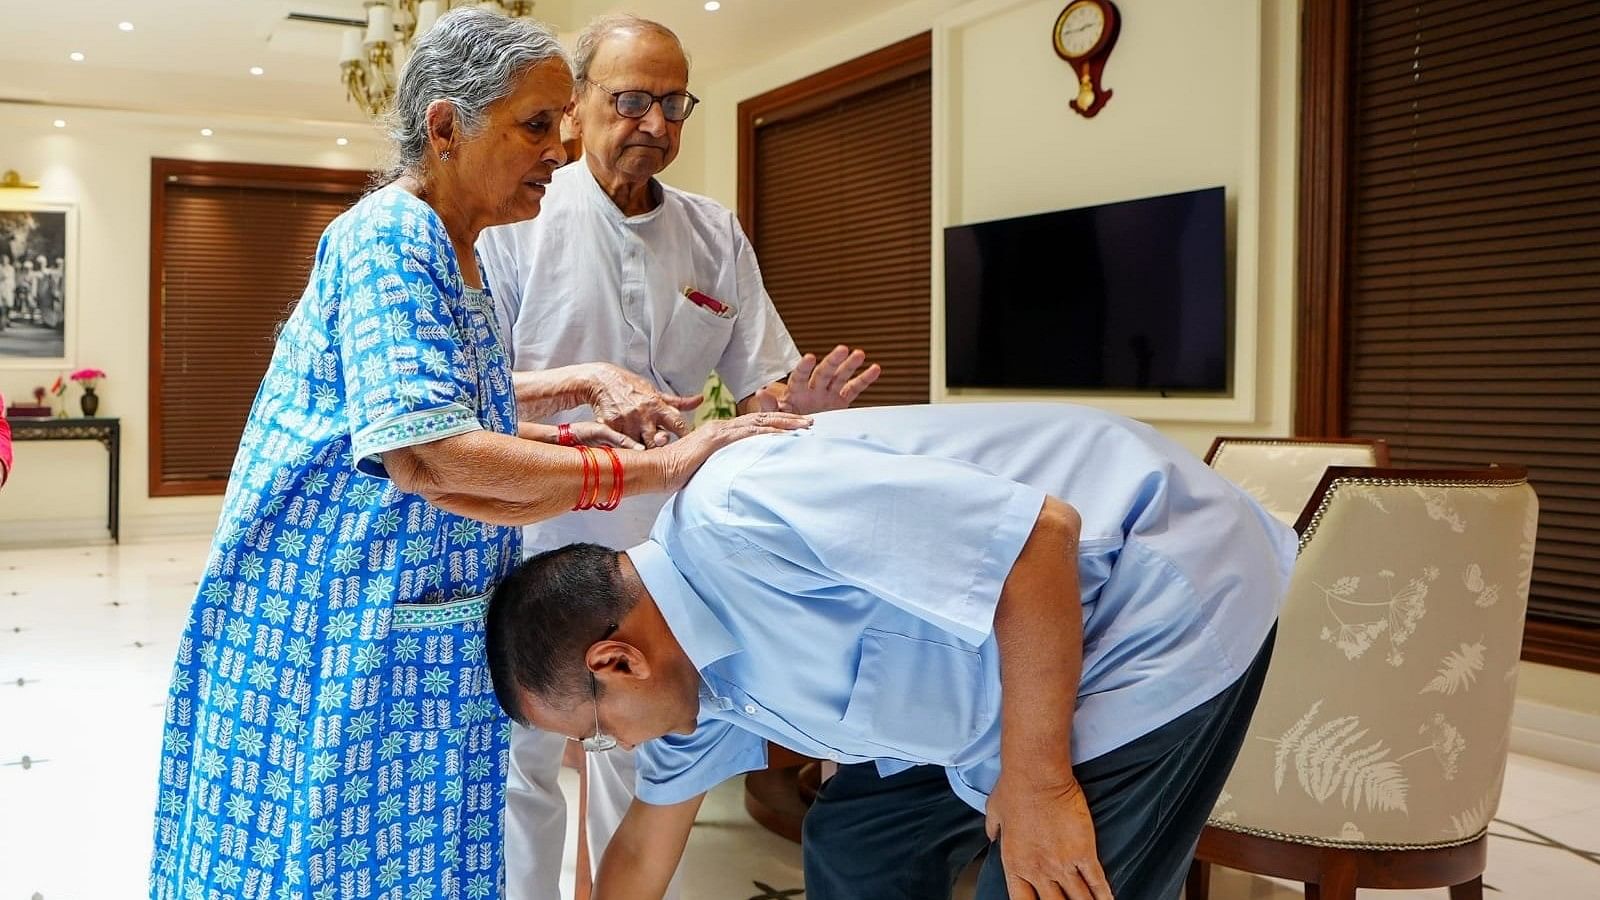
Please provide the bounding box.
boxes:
[704,1,720,9]
[249,66,265,76]
[336,137,349,146]
[53,119,67,128]
[200,128,213,137]
[69,51,85,62]
[118,21,134,32]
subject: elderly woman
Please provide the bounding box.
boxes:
[148,10,805,899]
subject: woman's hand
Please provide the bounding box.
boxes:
[586,364,704,448]
[518,421,644,450]
[658,411,811,492]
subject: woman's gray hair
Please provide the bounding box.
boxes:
[570,14,690,87]
[385,6,570,179]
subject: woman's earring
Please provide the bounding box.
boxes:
[439,151,451,162]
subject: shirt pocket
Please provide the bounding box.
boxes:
[654,294,738,397]
[839,628,988,765]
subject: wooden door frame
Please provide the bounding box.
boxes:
[736,31,931,243]
[1291,5,1599,672]
[148,158,369,497]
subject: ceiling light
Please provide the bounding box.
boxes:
[249,66,265,76]
[200,128,213,137]
[69,51,85,62]
[336,137,349,146]
[53,119,67,128]
[338,1,538,119]
[704,1,720,9]
[118,21,134,32]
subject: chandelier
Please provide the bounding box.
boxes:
[339,1,538,118]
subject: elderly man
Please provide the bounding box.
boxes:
[477,14,879,897]
[487,403,1295,900]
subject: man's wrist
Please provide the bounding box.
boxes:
[1000,738,1074,781]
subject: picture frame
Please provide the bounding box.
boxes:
[0,198,78,367]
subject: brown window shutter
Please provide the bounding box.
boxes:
[746,54,931,406]
[150,160,367,496]
[1343,1,1600,625]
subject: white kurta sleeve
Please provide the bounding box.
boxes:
[714,224,800,401]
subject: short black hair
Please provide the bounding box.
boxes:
[486,543,641,723]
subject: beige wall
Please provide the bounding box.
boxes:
[0,105,383,544]
[689,0,1298,456]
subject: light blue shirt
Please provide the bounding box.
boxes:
[630,403,1297,812]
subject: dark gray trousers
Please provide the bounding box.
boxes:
[801,629,1275,900]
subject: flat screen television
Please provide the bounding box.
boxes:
[944,186,1228,393]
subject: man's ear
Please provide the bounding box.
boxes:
[424,99,458,159]
[586,640,651,681]
[563,97,583,140]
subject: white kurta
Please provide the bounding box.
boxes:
[479,160,799,553]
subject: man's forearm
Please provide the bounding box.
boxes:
[593,795,705,900]
[993,496,1084,779]
[736,380,788,415]
[512,364,600,420]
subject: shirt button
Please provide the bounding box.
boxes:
[742,704,758,716]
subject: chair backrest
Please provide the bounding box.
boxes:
[1209,466,1538,849]
[1206,437,1390,524]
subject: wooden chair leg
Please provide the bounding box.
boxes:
[1449,875,1484,900]
[1184,858,1211,900]
[1306,852,1357,900]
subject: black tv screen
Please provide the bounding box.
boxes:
[944,186,1228,392]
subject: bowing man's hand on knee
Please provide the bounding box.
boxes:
[986,769,1113,900]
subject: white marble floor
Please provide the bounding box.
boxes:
[1,538,1596,899]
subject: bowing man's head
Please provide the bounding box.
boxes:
[487,543,700,751]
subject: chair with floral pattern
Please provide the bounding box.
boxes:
[1205,437,1390,525]
[1187,465,1538,900]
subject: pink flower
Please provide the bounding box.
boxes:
[69,368,107,382]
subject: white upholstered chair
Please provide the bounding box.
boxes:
[1205,437,1390,525]
[1187,465,1539,900]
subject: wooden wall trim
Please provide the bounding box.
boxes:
[1293,0,1357,438]
[736,31,932,242]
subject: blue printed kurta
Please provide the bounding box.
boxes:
[151,186,519,900]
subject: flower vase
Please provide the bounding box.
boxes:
[79,386,100,417]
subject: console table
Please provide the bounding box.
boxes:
[8,417,121,542]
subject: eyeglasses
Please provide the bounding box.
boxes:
[588,81,699,122]
[572,623,619,753]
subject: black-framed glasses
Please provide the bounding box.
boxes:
[588,81,699,122]
[572,623,619,753]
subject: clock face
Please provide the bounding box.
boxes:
[1056,2,1106,59]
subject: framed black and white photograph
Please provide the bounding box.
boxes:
[0,200,77,366]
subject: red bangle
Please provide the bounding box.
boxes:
[557,423,578,447]
[571,445,599,511]
[593,446,624,511]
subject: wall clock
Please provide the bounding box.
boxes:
[1053,0,1121,118]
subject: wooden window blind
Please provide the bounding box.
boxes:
[740,34,932,406]
[149,159,367,497]
[1343,2,1600,626]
